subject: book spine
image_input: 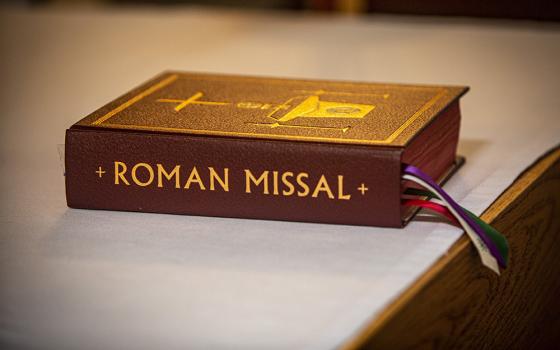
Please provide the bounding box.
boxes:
[65,128,403,227]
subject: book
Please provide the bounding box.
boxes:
[65,71,468,227]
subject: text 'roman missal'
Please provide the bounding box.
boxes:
[93,161,371,201]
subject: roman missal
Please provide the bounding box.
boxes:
[65,71,508,273]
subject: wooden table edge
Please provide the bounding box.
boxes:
[341,146,560,350]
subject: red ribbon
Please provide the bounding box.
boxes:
[403,199,460,227]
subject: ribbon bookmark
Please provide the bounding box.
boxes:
[403,165,509,275]
[404,193,509,265]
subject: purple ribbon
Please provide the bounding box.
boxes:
[404,164,506,268]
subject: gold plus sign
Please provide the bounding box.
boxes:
[96,166,106,178]
[157,92,229,112]
[357,183,368,195]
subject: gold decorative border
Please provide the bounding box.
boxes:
[92,74,179,126]
[91,73,448,145]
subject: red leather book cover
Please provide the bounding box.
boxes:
[65,72,468,227]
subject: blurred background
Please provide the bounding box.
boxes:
[5,0,560,21]
[1,0,560,349]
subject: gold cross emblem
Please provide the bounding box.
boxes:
[157,92,229,112]
[357,183,368,195]
[96,166,106,178]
